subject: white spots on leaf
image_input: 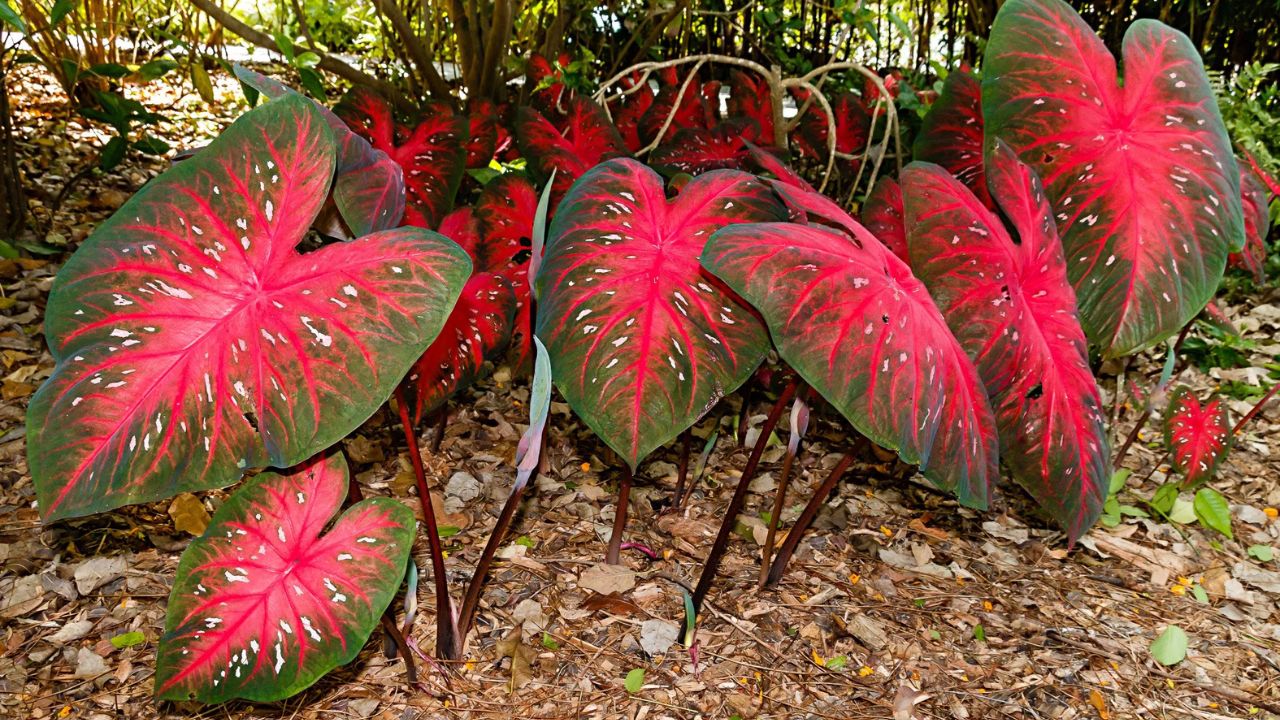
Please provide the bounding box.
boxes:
[265,200,275,221]
[277,526,286,542]
[300,316,332,347]
[337,553,353,561]
[343,284,357,297]
[296,492,306,504]
[224,569,249,583]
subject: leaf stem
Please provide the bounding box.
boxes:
[765,452,856,586]
[393,385,461,660]
[606,465,633,565]
[687,377,798,633]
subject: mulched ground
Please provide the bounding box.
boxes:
[2,62,1280,720]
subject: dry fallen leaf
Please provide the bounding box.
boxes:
[168,493,210,536]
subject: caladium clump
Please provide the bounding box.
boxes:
[702,186,998,507]
[155,453,414,702]
[535,158,785,469]
[912,65,990,208]
[983,0,1244,357]
[25,93,471,521]
[334,86,468,229]
[1164,387,1233,488]
[516,96,630,201]
[902,143,1109,541]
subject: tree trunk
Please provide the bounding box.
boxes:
[0,71,25,241]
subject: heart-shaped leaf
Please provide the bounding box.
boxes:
[27,94,471,521]
[404,272,517,423]
[536,159,785,469]
[155,452,414,702]
[335,87,468,229]
[517,97,630,203]
[702,214,997,507]
[912,65,991,208]
[983,0,1243,357]
[1164,386,1232,488]
[649,119,759,176]
[793,91,871,164]
[902,145,1108,541]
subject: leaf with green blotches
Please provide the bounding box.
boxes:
[1150,625,1188,666]
[824,655,848,670]
[1191,585,1208,603]
[541,632,559,650]
[516,536,536,549]
[1248,545,1274,562]
[437,526,461,538]
[1193,488,1233,539]
[973,624,986,642]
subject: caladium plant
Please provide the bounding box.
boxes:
[902,143,1109,542]
[912,65,990,208]
[535,158,786,470]
[983,0,1244,358]
[702,186,998,507]
[25,93,470,521]
[334,86,469,229]
[155,453,414,702]
[1164,386,1233,488]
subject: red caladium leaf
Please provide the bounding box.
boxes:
[861,176,909,263]
[528,52,572,113]
[641,77,715,145]
[517,97,630,201]
[902,144,1108,541]
[983,0,1244,357]
[649,119,759,175]
[26,94,471,521]
[535,159,785,468]
[465,98,500,168]
[1230,161,1271,282]
[474,175,538,363]
[155,453,414,702]
[231,66,404,237]
[335,87,468,229]
[794,92,871,163]
[912,65,991,208]
[405,272,517,423]
[727,71,774,144]
[702,213,997,507]
[1164,386,1232,488]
